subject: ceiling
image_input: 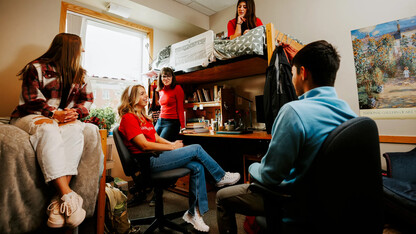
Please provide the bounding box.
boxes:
[173,0,236,16]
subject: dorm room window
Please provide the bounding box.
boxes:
[65,10,150,111]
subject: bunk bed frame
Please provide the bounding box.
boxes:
[175,23,303,84]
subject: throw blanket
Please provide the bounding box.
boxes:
[0,123,104,233]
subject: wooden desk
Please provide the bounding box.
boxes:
[179,131,271,184]
[181,131,271,140]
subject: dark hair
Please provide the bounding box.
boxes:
[292,40,340,86]
[235,0,258,31]
[156,67,177,91]
[18,33,85,86]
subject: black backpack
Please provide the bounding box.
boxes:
[263,46,298,134]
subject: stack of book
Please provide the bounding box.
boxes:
[185,122,209,133]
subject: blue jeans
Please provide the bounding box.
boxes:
[155,118,180,142]
[150,144,226,215]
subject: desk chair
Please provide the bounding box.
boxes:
[113,126,191,234]
[250,117,384,233]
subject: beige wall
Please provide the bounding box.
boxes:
[210,0,416,139]
[209,0,416,168]
[0,0,191,181]
[0,0,60,117]
[0,0,189,117]
[1,0,415,173]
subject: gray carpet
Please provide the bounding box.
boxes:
[126,189,409,234]
[127,189,246,233]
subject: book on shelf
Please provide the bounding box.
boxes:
[202,88,210,102]
[192,92,198,102]
[213,85,218,101]
[196,89,203,102]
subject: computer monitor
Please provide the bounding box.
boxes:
[255,95,265,123]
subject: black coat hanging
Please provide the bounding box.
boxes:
[263,45,298,134]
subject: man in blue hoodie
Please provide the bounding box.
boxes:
[216,40,357,233]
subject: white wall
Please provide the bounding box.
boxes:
[210,0,416,134]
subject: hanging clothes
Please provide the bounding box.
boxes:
[282,42,300,64]
[263,45,298,134]
[148,81,161,125]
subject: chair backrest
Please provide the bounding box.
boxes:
[383,147,416,182]
[300,117,383,233]
[113,125,141,177]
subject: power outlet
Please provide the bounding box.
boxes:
[237,97,242,105]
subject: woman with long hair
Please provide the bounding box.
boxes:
[11,33,94,228]
[118,84,240,232]
[155,67,185,142]
[227,0,263,40]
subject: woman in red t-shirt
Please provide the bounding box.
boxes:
[227,0,263,40]
[118,84,240,232]
[154,67,184,142]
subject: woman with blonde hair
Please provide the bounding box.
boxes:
[11,33,94,228]
[118,84,240,232]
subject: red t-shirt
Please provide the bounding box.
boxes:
[227,18,263,37]
[119,113,156,154]
[159,85,185,128]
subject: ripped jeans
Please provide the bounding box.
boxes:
[11,114,85,183]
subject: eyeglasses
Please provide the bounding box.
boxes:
[161,75,172,79]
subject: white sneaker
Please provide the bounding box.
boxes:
[216,172,241,187]
[182,208,210,232]
[46,196,65,228]
[60,191,86,228]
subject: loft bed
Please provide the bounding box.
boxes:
[150,23,303,84]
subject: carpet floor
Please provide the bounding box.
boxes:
[127,189,245,233]
[127,188,411,234]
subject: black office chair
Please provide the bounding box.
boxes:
[250,117,384,234]
[113,126,191,234]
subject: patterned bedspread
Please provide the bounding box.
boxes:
[151,25,266,71]
[213,25,265,60]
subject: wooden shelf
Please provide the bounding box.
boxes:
[184,101,220,108]
[175,56,268,84]
[379,135,416,144]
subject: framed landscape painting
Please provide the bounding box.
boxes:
[351,15,416,119]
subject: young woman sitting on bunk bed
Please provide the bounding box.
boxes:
[227,0,263,40]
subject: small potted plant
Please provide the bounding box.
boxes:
[83,107,117,134]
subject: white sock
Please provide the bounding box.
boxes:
[61,191,75,201]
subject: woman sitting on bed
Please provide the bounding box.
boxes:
[228,0,263,40]
[10,33,93,229]
[118,84,240,232]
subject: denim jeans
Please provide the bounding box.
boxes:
[150,144,225,215]
[155,118,180,142]
[11,114,85,183]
